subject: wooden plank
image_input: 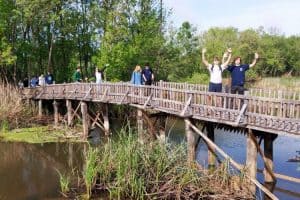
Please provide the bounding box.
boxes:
[180,95,192,116]
[143,93,153,108]
[189,124,279,200]
[234,103,248,126]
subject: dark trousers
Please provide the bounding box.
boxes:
[231,85,245,95]
[208,82,222,92]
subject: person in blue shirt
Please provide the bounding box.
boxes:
[227,53,259,94]
[142,63,154,85]
[45,71,54,85]
[130,65,142,85]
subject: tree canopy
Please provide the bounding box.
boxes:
[0,0,299,84]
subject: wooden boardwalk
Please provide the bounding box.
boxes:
[23,81,300,136]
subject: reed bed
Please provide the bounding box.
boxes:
[62,128,253,199]
[0,82,37,129]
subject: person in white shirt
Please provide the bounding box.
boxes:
[202,48,232,92]
[38,74,45,86]
[95,68,102,84]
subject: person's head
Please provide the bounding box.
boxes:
[134,65,141,72]
[213,56,220,65]
[234,57,241,65]
[76,67,80,72]
[145,62,150,67]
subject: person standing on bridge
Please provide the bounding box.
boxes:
[227,53,259,94]
[73,67,82,83]
[95,68,103,84]
[202,48,232,92]
[142,63,154,85]
[130,65,142,85]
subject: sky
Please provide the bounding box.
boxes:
[163,0,300,36]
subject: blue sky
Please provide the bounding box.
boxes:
[163,0,300,36]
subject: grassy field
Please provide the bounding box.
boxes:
[252,77,300,90]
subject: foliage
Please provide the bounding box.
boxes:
[0,1,299,84]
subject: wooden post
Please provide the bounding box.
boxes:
[53,100,59,126]
[137,108,144,143]
[103,103,110,136]
[246,129,258,193]
[157,116,166,144]
[264,134,276,183]
[185,119,197,164]
[38,100,43,117]
[207,124,216,170]
[66,100,73,126]
[81,102,89,138]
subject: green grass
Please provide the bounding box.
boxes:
[0,126,78,143]
[253,77,300,90]
[67,127,253,199]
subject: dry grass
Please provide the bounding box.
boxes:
[0,82,37,129]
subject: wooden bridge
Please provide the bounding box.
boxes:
[23,81,300,200]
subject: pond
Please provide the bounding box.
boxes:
[0,120,299,199]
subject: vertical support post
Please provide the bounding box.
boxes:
[246,129,258,193]
[81,101,89,138]
[264,134,276,183]
[137,108,144,143]
[207,124,216,170]
[66,100,73,126]
[103,103,110,136]
[185,118,197,164]
[157,116,166,144]
[38,100,43,117]
[53,100,59,126]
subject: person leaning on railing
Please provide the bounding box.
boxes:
[227,53,259,95]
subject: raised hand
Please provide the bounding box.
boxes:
[254,52,259,59]
[227,48,232,53]
[202,48,207,54]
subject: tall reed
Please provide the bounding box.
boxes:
[0,82,36,129]
[75,127,253,199]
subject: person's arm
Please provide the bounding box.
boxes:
[130,72,134,84]
[151,69,154,81]
[201,48,210,67]
[222,48,232,69]
[142,73,147,82]
[250,53,259,68]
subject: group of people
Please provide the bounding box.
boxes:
[202,48,259,94]
[23,50,258,94]
[20,72,54,88]
[73,66,104,84]
[130,63,154,85]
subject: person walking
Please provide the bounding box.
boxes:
[130,65,142,85]
[73,67,82,82]
[142,63,154,85]
[202,48,232,92]
[227,53,259,94]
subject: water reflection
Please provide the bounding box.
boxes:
[0,142,85,199]
[166,119,300,200]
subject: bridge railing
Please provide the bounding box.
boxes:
[154,81,300,100]
[25,82,300,135]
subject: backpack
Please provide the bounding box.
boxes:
[210,64,222,72]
